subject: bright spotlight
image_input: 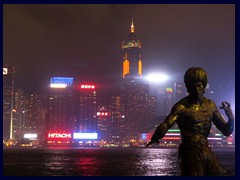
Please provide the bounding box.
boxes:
[145,73,168,83]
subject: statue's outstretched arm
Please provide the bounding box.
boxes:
[213,101,234,136]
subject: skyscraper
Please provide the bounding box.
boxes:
[47,77,75,133]
[77,84,98,133]
[3,67,15,141]
[118,22,157,142]
[122,20,142,79]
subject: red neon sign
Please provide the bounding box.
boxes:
[162,137,180,140]
[48,133,72,139]
[80,85,95,89]
[97,112,108,116]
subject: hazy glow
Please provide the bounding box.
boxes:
[145,73,168,83]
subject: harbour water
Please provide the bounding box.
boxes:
[3,147,235,176]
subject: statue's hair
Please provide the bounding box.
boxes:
[184,67,208,88]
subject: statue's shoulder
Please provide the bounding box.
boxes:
[172,98,188,113]
[178,97,189,106]
[204,97,216,105]
[203,97,218,110]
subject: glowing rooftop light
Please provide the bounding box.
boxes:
[145,73,168,83]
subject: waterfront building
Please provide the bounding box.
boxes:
[122,20,142,79]
[77,84,98,133]
[3,67,15,142]
[47,77,75,133]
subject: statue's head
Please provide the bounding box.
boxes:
[184,67,208,97]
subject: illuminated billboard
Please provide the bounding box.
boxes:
[23,133,38,140]
[3,68,8,75]
[50,84,67,88]
[50,77,74,85]
[166,87,173,93]
[47,132,72,139]
[73,133,98,140]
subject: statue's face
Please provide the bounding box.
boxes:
[187,81,205,99]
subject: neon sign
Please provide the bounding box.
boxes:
[97,112,108,116]
[80,85,95,89]
[48,133,72,139]
[51,77,74,85]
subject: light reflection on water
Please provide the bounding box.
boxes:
[3,147,234,176]
[137,148,180,176]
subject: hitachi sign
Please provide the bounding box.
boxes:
[48,133,72,139]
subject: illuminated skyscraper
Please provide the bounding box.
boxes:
[13,90,44,140]
[122,20,142,79]
[77,84,98,133]
[47,77,75,133]
[96,107,110,140]
[12,88,25,139]
[110,96,125,141]
[119,21,156,142]
[120,81,156,141]
[3,67,15,141]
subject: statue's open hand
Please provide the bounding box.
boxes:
[220,101,234,118]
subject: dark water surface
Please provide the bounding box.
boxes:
[3,147,235,176]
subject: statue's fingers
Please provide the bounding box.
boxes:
[222,102,226,107]
[225,101,231,107]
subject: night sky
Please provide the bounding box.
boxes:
[3,4,235,106]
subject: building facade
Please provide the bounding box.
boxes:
[3,67,15,141]
[122,20,142,79]
[77,84,98,133]
[47,77,75,133]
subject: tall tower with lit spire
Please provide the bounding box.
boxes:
[121,20,142,79]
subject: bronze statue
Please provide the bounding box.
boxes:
[146,67,234,176]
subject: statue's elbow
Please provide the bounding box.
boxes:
[223,128,234,137]
[223,132,231,137]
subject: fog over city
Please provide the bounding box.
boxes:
[4,4,235,106]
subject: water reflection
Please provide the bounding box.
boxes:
[137,148,180,176]
[3,147,233,176]
[42,147,179,176]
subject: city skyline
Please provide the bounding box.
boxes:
[3,4,235,106]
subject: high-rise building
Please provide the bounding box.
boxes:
[96,107,110,140]
[13,89,45,141]
[47,77,75,134]
[122,20,142,79]
[110,96,126,142]
[3,67,15,141]
[12,88,26,139]
[119,21,157,142]
[77,84,98,133]
[120,81,156,141]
